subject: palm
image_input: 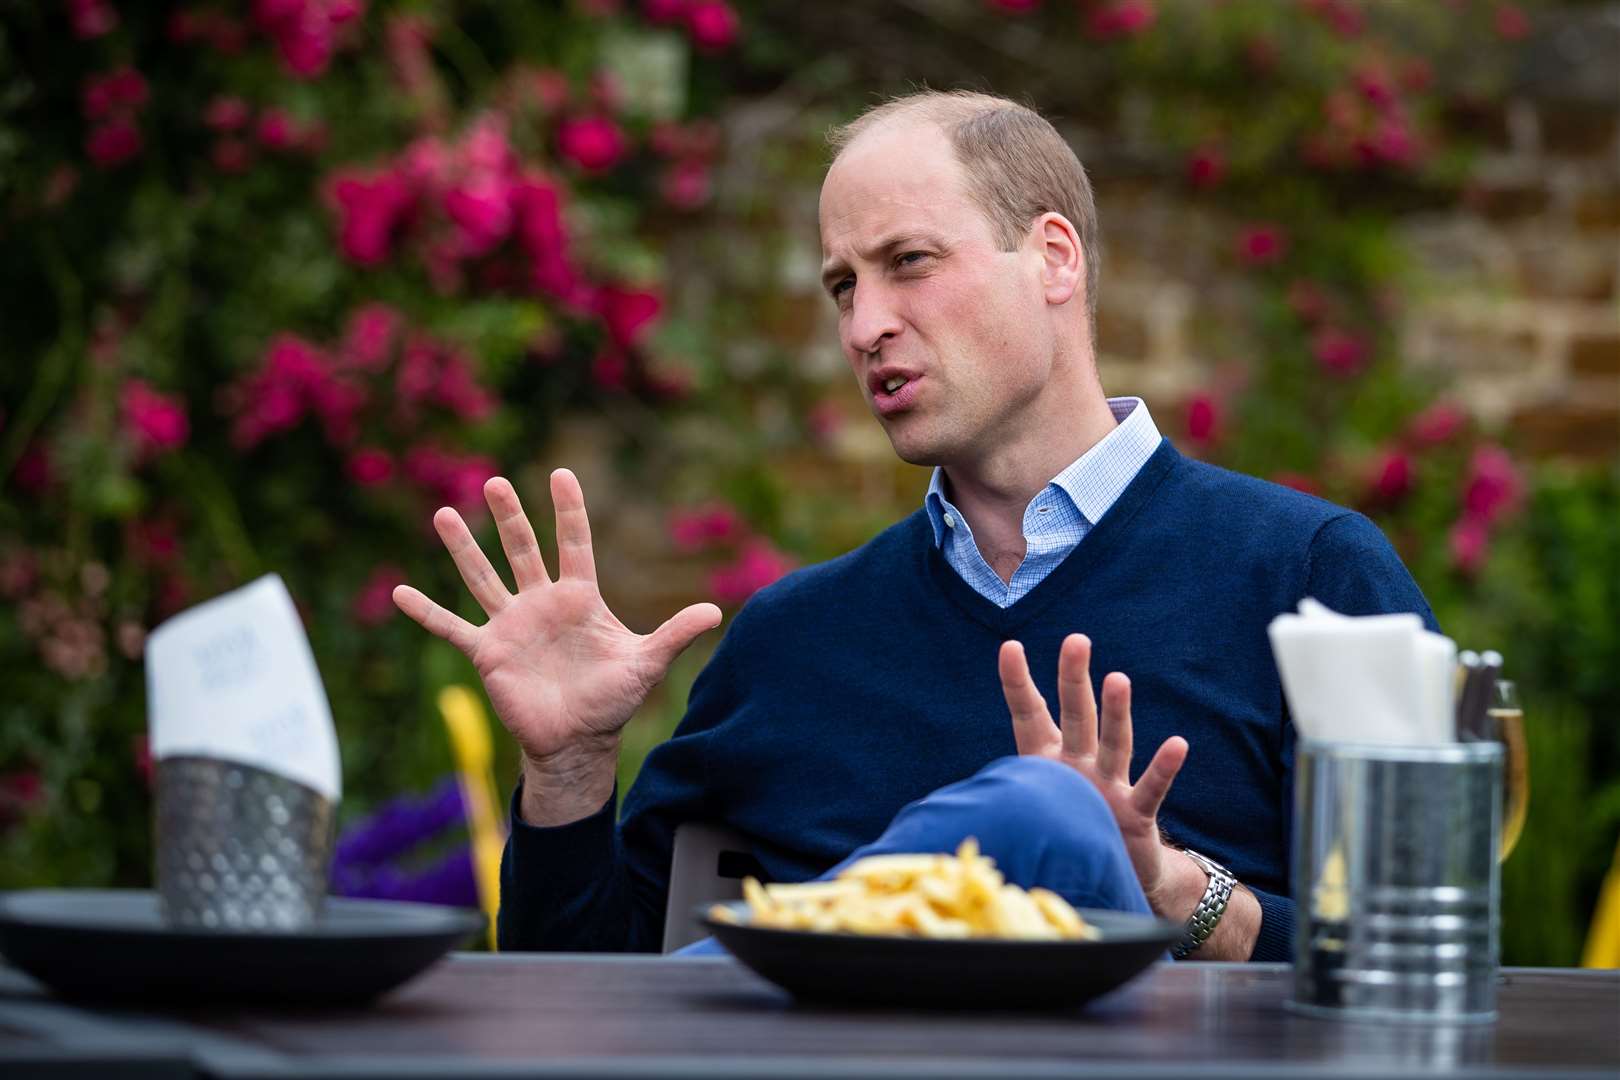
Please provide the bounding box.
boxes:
[393,470,722,765]
[998,634,1188,900]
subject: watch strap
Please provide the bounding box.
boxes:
[1171,848,1236,960]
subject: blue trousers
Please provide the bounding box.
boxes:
[677,756,1149,955]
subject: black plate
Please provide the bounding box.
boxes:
[0,889,482,1006]
[700,902,1181,1009]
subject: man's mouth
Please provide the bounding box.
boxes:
[872,374,921,416]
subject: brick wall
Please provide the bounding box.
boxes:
[1094,6,1619,462]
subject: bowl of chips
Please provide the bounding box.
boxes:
[699,839,1182,1009]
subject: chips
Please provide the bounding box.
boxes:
[709,837,1098,941]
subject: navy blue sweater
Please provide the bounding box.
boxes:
[499,440,1437,961]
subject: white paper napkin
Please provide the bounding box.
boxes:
[146,574,341,800]
[1268,598,1454,746]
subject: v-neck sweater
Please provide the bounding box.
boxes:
[499,439,1438,961]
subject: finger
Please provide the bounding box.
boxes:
[641,603,724,676]
[434,507,512,616]
[392,584,480,657]
[998,640,1058,756]
[550,468,598,585]
[485,476,551,591]
[1056,633,1098,760]
[1095,672,1134,780]
[1130,736,1188,821]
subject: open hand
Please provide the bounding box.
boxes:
[998,633,1188,908]
[393,469,723,769]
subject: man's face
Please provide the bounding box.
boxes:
[818,121,1055,468]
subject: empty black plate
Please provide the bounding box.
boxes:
[0,889,482,1006]
[700,902,1181,1009]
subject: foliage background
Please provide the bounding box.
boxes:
[1,0,1614,964]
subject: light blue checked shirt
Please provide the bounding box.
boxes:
[924,397,1163,607]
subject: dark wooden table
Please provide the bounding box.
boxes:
[3,955,1617,1078]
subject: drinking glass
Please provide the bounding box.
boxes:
[1487,680,1529,862]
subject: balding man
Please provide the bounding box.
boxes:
[395,91,1436,962]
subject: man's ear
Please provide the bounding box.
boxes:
[1037,213,1084,307]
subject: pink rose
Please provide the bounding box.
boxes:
[530,69,571,113]
[1461,445,1522,527]
[256,107,296,149]
[1304,0,1364,38]
[327,167,415,266]
[660,158,712,210]
[1185,394,1219,446]
[127,518,181,567]
[709,541,795,605]
[557,115,628,173]
[1186,144,1226,189]
[1311,326,1368,377]
[347,448,394,486]
[443,174,515,258]
[509,176,563,253]
[12,444,54,495]
[1449,516,1490,575]
[685,0,740,50]
[642,0,689,23]
[341,302,402,370]
[1367,449,1412,504]
[591,347,630,391]
[205,95,252,132]
[66,0,118,39]
[1352,64,1397,111]
[432,351,495,420]
[120,379,190,458]
[669,503,744,551]
[595,284,662,348]
[1236,223,1287,266]
[1406,402,1465,447]
[1368,117,1422,168]
[1495,4,1530,41]
[352,564,407,626]
[211,138,253,174]
[401,447,496,512]
[1088,0,1156,39]
[86,121,142,167]
[310,377,367,445]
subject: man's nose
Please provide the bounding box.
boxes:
[847,284,902,356]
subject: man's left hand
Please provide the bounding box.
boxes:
[997,633,1189,911]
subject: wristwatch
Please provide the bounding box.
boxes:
[1171,847,1236,960]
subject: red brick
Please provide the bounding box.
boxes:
[1569,332,1620,377]
[1511,398,1620,461]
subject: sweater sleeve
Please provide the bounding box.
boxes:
[1244,512,1440,961]
[495,618,746,953]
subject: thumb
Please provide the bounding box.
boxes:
[641,602,724,675]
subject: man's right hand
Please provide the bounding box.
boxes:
[392,469,723,826]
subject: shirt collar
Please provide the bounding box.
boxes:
[923,397,1161,547]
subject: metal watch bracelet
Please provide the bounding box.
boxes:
[1171,848,1236,960]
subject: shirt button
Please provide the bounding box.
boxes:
[1037,505,1051,514]
[943,513,956,528]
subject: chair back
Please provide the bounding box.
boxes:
[661,821,763,953]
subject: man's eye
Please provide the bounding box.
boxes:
[897,252,930,268]
[831,277,854,299]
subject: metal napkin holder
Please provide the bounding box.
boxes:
[155,755,335,932]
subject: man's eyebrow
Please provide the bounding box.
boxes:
[820,231,947,291]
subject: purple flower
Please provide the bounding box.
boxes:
[333,776,464,867]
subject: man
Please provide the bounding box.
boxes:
[393,91,1435,962]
